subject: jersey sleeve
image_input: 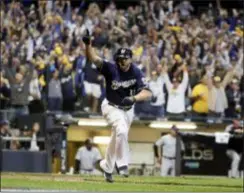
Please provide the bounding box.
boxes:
[99,60,113,78]
[136,69,151,93]
[155,136,164,147]
[181,71,189,91]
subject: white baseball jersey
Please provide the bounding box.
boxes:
[75,146,102,171]
[163,71,189,113]
[155,133,185,176]
[155,134,185,158]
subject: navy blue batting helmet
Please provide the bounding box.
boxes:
[115,48,133,60]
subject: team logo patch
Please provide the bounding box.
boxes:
[121,49,126,54]
[111,79,136,90]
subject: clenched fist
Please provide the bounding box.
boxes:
[121,96,136,106]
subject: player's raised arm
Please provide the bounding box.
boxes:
[82,29,103,68]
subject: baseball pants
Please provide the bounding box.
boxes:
[226,149,241,178]
[161,157,176,177]
[100,99,134,173]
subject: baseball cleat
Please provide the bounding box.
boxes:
[118,166,129,178]
[98,160,114,183]
[119,169,129,178]
[103,172,114,183]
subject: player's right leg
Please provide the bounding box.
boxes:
[161,157,170,177]
[114,119,130,177]
[99,99,123,182]
[226,150,241,178]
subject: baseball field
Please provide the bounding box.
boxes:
[1,173,243,192]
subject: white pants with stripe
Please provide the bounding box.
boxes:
[100,99,134,173]
[161,157,176,177]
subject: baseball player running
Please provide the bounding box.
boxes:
[82,30,152,183]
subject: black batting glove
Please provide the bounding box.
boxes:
[82,29,91,45]
[121,96,136,106]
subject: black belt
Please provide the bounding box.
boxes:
[108,102,132,111]
[163,156,176,160]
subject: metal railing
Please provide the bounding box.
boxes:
[0,109,237,127]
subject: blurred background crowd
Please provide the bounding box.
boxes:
[0,0,243,126]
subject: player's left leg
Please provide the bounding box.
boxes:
[99,128,116,182]
[114,119,130,173]
[227,149,241,178]
[115,108,134,177]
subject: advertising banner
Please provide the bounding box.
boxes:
[180,133,243,176]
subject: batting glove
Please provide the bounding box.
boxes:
[82,29,91,45]
[121,96,136,106]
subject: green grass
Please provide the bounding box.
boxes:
[1,173,243,192]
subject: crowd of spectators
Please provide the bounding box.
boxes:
[0,0,243,122]
[0,119,43,150]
